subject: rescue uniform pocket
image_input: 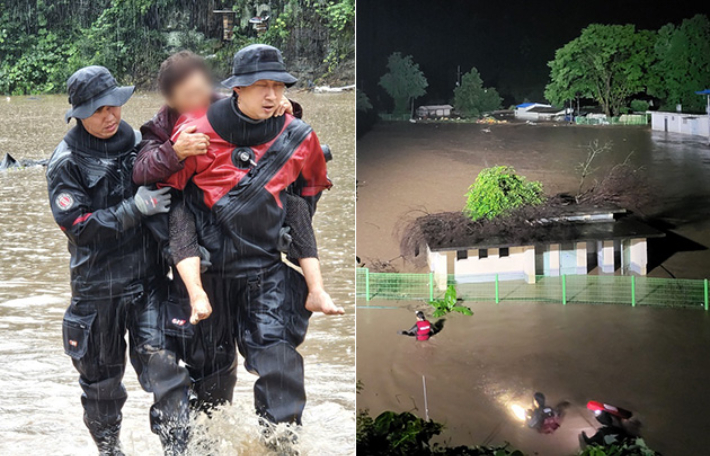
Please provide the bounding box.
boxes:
[62,308,97,360]
[162,297,195,339]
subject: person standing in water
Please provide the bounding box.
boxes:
[46,66,191,455]
[399,311,433,341]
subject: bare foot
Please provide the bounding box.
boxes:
[305,290,344,315]
[190,291,213,324]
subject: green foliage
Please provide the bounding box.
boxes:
[545,24,656,117]
[357,89,373,112]
[0,0,354,94]
[651,14,710,113]
[428,286,473,318]
[453,67,502,118]
[629,100,650,112]
[578,438,660,456]
[357,409,522,456]
[379,52,428,115]
[464,166,545,221]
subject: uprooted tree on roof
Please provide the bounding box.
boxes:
[398,160,649,268]
[463,166,545,220]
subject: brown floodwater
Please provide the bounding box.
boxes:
[357,121,710,278]
[357,302,710,456]
[0,91,355,455]
[356,121,710,455]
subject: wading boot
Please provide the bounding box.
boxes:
[85,418,124,456]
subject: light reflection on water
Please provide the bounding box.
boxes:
[0,92,355,455]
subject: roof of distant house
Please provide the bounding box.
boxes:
[515,102,551,109]
[419,104,453,110]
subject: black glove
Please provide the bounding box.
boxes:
[277,226,293,253]
[198,245,212,273]
[397,330,405,335]
[134,186,171,216]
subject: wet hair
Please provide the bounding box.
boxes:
[157,51,210,98]
[416,311,425,319]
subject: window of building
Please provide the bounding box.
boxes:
[500,247,510,257]
[479,249,488,259]
[457,250,468,260]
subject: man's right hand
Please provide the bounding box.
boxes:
[173,125,210,161]
[134,186,171,216]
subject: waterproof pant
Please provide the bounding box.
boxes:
[182,262,311,424]
[62,277,191,455]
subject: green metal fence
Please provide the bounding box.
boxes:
[356,268,710,310]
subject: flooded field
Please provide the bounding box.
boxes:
[0,92,355,455]
[357,301,710,455]
[357,121,710,278]
[356,121,710,455]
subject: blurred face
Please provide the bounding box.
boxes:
[81,105,121,139]
[166,70,213,114]
[234,80,286,120]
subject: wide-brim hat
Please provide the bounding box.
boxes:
[221,44,298,89]
[65,66,134,123]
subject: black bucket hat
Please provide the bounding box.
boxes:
[221,44,297,89]
[65,66,134,123]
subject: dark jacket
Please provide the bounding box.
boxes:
[46,121,165,298]
[133,93,303,186]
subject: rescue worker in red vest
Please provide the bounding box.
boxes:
[399,311,433,341]
[157,44,332,433]
[46,66,191,456]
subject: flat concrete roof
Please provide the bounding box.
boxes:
[426,215,664,252]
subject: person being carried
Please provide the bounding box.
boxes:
[399,311,433,341]
[132,51,342,327]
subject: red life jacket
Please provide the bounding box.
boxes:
[416,320,431,341]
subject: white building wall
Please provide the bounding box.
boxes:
[453,246,535,283]
[651,111,710,137]
[427,246,449,291]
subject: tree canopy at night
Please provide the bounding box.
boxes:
[545,24,655,117]
[453,67,502,118]
[378,52,428,116]
[651,14,710,112]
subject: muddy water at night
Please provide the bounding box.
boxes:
[356,122,710,454]
[0,92,355,455]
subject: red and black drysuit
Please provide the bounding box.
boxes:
[133,96,317,416]
[158,95,331,425]
[45,121,191,454]
[401,320,433,341]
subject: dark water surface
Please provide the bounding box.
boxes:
[0,92,355,455]
[357,301,710,456]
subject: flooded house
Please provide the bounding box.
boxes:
[650,111,710,138]
[425,206,663,290]
[514,102,570,121]
[416,104,454,119]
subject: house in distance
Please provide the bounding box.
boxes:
[425,206,663,290]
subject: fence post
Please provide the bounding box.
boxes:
[631,276,636,307]
[562,275,567,305]
[705,279,709,311]
[495,274,500,304]
[429,272,434,301]
[365,268,371,302]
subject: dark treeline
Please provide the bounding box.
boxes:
[0,0,354,94]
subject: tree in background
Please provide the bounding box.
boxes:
[464,166,545,221]
[453,67,501,118]
[378,52,428,116]
[651,14,710,113]
[545,24,655,117]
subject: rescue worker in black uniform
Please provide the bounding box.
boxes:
[46,66,191,456]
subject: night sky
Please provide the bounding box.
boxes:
[357,0,710,109]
